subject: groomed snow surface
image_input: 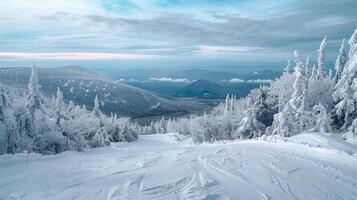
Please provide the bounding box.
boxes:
[1,133,357,200]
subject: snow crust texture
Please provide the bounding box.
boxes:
[1,133,357,200]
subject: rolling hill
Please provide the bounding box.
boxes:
[0,66,201,117]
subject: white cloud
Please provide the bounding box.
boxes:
[229,78,272,83]
[197,45,264,55]
[149,77,191,83]
[0,52,162,60]
[0,0,102,28]
[246,79,272,83]
[229,78,245,83]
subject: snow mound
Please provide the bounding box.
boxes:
[288,132,357,155]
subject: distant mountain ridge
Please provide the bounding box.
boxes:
[109,68,281,82]
[177,79,262,99]
[0,66,201,117]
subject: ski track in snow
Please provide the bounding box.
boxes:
[1,134,357,200]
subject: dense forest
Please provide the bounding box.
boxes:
[1,28,357,155]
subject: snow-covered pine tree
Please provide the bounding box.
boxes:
[316,36,327,79]
[291,50,306,110]
[333,29,357,130]
[334,39,347,84]
[254,87,273,126]
[0,84,19,154]
[158,116,167,133]
[230,94,235,112]
[305,55,311,77]
[307,40,335,110]
[237,104,265,139]
[310,64,317,80]
[272,103,294,137]
[91,95,102,118]
[343,118,357,143]
[272,50,307,136]
[67,100,75,119]
[54,87,66,131]
[310,103,333,133]
[24,65,64,154]
[90,127,109,147]
[270,60,295,112]
[120,122,139,142]
[88,95,109,147]
[224,94,229,113]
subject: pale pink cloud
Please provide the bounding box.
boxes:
[0,52,163,60]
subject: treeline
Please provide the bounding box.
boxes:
[0,66,138,155]
[158,28,357,144]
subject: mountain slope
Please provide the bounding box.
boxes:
[179,79,230,99]
[178,79,261,99]
[0,66,198,117]
[1,133,356,199]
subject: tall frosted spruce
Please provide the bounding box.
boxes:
[333,29,357,130]
[334,39,347,84]
[316,36,327,79]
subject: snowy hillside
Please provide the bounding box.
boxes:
[0,66,200,117]
[1,133,356,200]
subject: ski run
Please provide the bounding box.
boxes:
[1,133,357,200]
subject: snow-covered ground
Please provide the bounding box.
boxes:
[1,133,357,200]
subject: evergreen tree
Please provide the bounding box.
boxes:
[237,98,265,139]
[310,64,317,79]
[272,50,307,136]
[272,104,294,137]
[54,87,66,129]
[334,39,347,84]
[305,55,311,77]
[25,65,63,154]
[91,95,102,118]
[311,103,333,133]
[333,29,357,130]
[316,36,327,79]
[0,84,19,154]
[291,50,306,109]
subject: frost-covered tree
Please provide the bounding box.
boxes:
[305,55,311,77]
[291,50,306,109]
[272,103,294,137]
[155,116,167,134]
[91,95,102,118]
[248,87,274,127]
[87,95,109,147]
[54,87,66,130]
[334,39,347,84]
[237,107,265,138]
[343,118,357,143]
[90,127,110,148]
[333,29,357,130]
[310,103,333,133]
[21,65,64,154]
[120,122,139,142]
[316,36,327,79]
[272,50,307,136]
[307,42,335,110]
[224,94,229,113]
[270,60,295,112]
[310,64,317,80]
[0,84,19,154]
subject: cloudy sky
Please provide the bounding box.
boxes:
[0,0,356,70]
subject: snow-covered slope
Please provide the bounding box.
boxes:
[0,66,200,117]
[1,133,356,200]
